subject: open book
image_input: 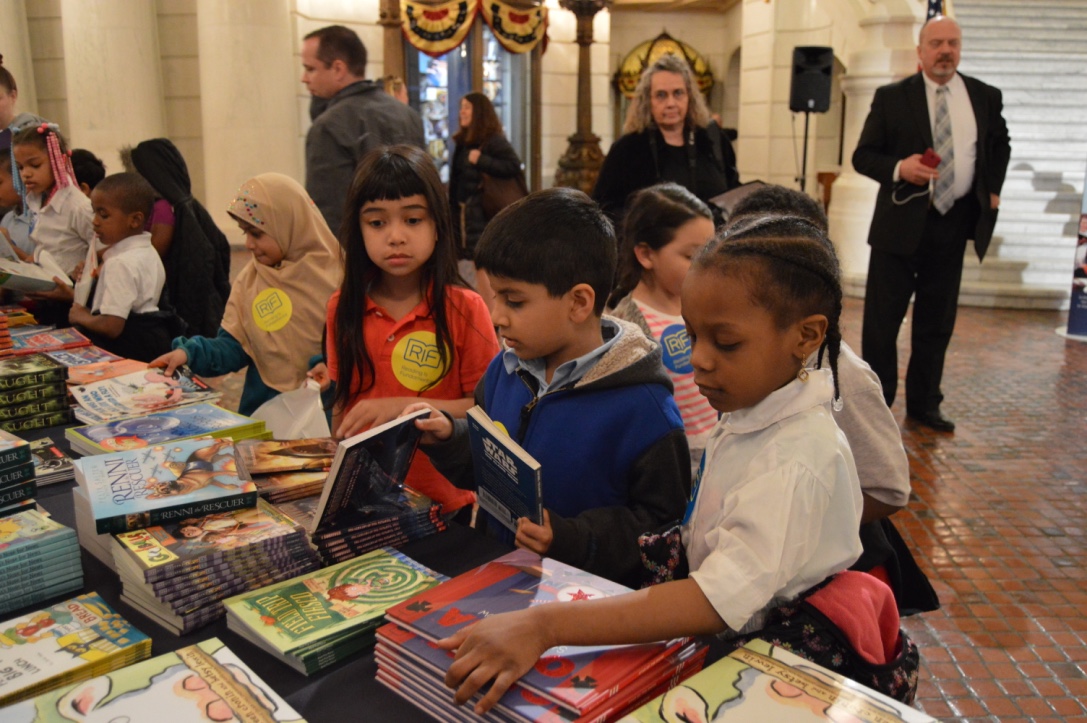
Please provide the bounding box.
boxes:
[466,405,542,532]
[0,257,64,293]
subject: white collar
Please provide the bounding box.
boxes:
[717,368,835,436]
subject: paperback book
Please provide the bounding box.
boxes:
[252,470,327,504]
[235,437,337,479]
[466,405,543,532]
[65,358,147,386]
[11,327,91,357]
[0,354,67,391]
[42,345,122,367]
[0,509,82,615]
[0,380,67,409]
[0,257,61,294]
[0,409,73,434]
[4,637,307,723]
[74,436,258,534]
[28,437,74,486]
[69,366,221,424]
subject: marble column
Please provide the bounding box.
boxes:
[379,0,405,82]
[196,0,299,231]
[0,0,38,118]
[59,0,165,162]
[554,0,609,194]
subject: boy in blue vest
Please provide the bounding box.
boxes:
[408,187,690,588]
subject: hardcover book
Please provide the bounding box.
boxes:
[74,436,258,534]
[235,437,337,479]
[4,637,306,723]
[0,354,67,391]
[618,638,935,723]
[11,327,91,357]
[69,366,221,424]
[466,405,543,532]
[65,402,266,456]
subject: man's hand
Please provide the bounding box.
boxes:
[899,153,939,186]
[401,402,454,445]
[515,510,553,555]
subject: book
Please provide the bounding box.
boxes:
[310,408,429,534]
[0,592,151,707]
[0,395,68,422]
[0,429,32,470]
[71,239,98,308]
[618,638,935,723]
[0,408,73,434]
[0,509,82,616]
[3,637,306,722]
[466,405,543,532]
[42,345,122,367]
[235,437,337,479]
[28,437,74,486]
[65,402,266,456]
[0,354,67,391]
[65,358,147,386]
[0,380,68,407]
[69,366,222,424]
[0,479,36,507]
[11,327,91,357]
[74,436,257,534]
[0,257,61,294]
[251,470,327,503]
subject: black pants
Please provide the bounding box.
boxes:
[862,195,979,413]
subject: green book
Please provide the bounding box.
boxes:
[0,381,67,408]
[0,429,32,471]
[0,354,67,392]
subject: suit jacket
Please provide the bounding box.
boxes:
[853,72,1011,261]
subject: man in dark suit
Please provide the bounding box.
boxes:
[853,15,1010,432]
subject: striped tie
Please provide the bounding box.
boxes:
[932,85,955,214]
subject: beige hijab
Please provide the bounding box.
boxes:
[221,173,343,392]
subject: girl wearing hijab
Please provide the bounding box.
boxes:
[151,173,343,416]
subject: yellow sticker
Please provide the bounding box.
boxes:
[391,331,449,391]
[493,420,509,436]
[251,288,292,332]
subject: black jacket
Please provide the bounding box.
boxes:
[448,134,522,256]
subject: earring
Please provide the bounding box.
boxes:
[797,367,809,382]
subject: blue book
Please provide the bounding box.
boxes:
[65,402,265,455]
[466,405,542,532]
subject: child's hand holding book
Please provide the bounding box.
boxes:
[401,402,453,445]
[514,510,553,555]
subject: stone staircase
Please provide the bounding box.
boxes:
[954,0,1086,309]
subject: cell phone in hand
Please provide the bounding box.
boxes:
[920,148,941,168]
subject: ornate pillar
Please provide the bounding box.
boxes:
[380,0,406,81]
[0,0,37,116]
[554,0,609,194]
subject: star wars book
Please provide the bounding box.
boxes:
[466,405,543,532]
[4,637,306,722]
[74,436,257,534]
[69,366,221,424]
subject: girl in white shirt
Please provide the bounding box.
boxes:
[426,223,920,710]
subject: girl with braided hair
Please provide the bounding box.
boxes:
[433,226,920,709]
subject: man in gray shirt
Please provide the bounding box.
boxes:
[301,25,426,235]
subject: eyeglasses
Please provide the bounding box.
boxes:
[652,88,688,102]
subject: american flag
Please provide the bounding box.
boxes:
[927,0,954,19]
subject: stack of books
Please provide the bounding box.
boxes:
[224,546,445,675]
[0,429,37,515]
[0,354,72,434]
[376,550,707,722]
[65,402,270,456]
[68,366,221,424]
[43,344,122,367]
[0,592,151,707]
[306,410,447,565]
[10,326,91,357]
[27,437,74,486]
[72,437,258,568]
[0,508,82,615]
[0,304,37,327]
[236,437,334,503]
[0,312,12,360]
[110,498,320,635]
[65,357,148,386]
[618,639,935,722]
[5,637,307,721]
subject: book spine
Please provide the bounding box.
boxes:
[0,408,73,433]
[0,381,67,407]
[0,395,68,422]
[0,478,35,506]
[0,368,67,390]
[95,491,260,535]
[0,444,32,471]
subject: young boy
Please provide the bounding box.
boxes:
[70,149,106,197]
[68,172,180,361]
[411,188,691,589]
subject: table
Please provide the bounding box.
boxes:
[27,429,511,721]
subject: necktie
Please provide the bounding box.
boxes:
[933,85,955,214]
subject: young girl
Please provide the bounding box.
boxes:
[327,145,499,515]
[11,123,93,276]
[425,225,918,710]
[609,183,717,466]
[151,173,342,416]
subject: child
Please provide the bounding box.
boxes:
[608,182,718,466]
[68,172,180,362]
[0,128,33,256]
[326,145,499,516]
[12,123,93,275]
[408,187,691,589]
[430,224,919,711]
[70,149,106,197]
[151,173,342,416]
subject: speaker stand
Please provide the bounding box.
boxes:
[796,110,811,193]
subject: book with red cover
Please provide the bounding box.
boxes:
[11,326,92,356]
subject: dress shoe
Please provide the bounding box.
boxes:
[907,409,955,433]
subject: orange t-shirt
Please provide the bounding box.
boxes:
[326,285,499,512]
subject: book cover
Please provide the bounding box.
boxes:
[224,546,444,655]
[28,438,74,486]
[70,367,221,424]
[0,429,32,470]
[0,479,36,507]
[42,345,122,367]
[4,637,306,723]
[235,437,337,479]
[466,405,543,532]
[65,403,262,454]
[618,639,935,723]
[251,470,327,498]
[0,380,67,408]
[64,358,147,387]
[0,395,68,422]
[11,328,91,357]
[0,408,73,434]
[310,408,429,534]
[0,258,59,294]
[0,355,67,391]
[0,592,151,707]
[0,509,75,557]
[75,437,258,535]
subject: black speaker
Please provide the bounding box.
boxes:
[789,46,833,113]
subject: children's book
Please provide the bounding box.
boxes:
[0,380,68,407]
[42,345,121,367]
[235,437,337,479]
[11,327,91,357]
[618,638,935,723]
[0,395,68,422]
[0,408,73,434]
[27,437,74,486]
[69,366,222,424]
[64,358,147,386]
[65,402,265,456]
[0,354,67,391]
[0,592,151,707]
[466,405,543,532]
[309,408,429,534]
[0,428,32,470]
[74,436,257,534]
[3,637,306,723]
[0,257,60,293]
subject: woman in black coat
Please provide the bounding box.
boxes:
[448,92,523,259]
[592,54,739,228]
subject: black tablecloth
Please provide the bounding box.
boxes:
[26,427,511,721]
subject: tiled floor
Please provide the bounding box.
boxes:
[834,298,1087,722]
